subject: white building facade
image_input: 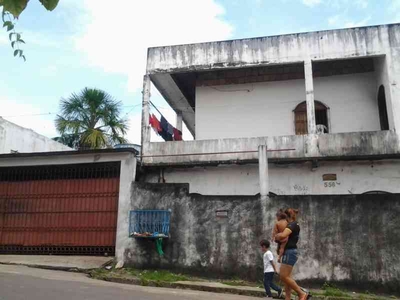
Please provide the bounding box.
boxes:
[0,117,71,154]
[140,24,400,196]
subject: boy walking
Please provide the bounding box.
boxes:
[260,240,283,299]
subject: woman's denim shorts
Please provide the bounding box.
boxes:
[282,248,298,266]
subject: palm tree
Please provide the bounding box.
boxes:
[54,88,129,149]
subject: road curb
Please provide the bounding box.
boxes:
[93,275,266,297]
[91,275,356,299]
[0,261,112,273]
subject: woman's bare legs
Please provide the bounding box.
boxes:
[284,284,292,300]
[280,264,306,300]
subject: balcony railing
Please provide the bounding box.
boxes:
[141,131,400,166]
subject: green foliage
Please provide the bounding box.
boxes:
[39,0,60,11]
[0,0,28,18]
[322,282,350,298]
[139,270,188,282]
[2,11,26,61]
[54,88,129,150]
[52,134,81,149]
[90,268,189,283]
[1,0,59,18]
[1,0,60,59]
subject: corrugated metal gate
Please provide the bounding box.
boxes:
[0,162,120,256]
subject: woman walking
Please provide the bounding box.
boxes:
[275,208,310,300]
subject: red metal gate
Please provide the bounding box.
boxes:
[0,162,120,256]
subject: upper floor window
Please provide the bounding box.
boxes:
[378,85,389,131]
[294,101,329,135]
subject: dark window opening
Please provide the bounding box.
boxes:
[378,85,389,130]
[294,101,329,135]
[362,191,391,195]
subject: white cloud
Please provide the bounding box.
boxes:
[389,0,400,21]
[0,35,8,45]
[327,13,371,28]
[22,31,62,48]
[39,65,58,77]
[0,99,59,138]
[391,0,400,10]
[303,0,368,9]
[302,0,322,7]
[344,16,371,28]
[73,0,233,93]
[355,0,368,9]
[328,14,341,25]
[70,0,229,144]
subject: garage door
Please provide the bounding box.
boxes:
[0,162,120,256]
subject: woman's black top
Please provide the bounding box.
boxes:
[285,221,300,250]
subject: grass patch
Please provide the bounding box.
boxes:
[139,270,188,282]
[90,267,188,283]
[357,293,390,300]
[222,280,250,287]
[323,287,351,298]
[322,282,351,298]
[221,277,263,288]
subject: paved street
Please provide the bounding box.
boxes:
[0,265,256,300]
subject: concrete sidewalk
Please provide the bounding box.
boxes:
[91,273,393,300]
[0,255,112,271]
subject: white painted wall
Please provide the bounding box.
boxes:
[0,117,71,154]
[145,159,400,195]
[314,73,380,133]
[195,73,379,140]
[195,79,305,140]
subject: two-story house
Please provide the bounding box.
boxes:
[124,24,400,290]
[140,24,400,197]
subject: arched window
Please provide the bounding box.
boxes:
[378,85,389,130]
[362,191,391,195]
[294,101,329,135]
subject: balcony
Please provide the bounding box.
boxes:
[141,130,400,166]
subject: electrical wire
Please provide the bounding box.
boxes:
[1,104,141,118]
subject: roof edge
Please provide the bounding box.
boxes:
[147,23,400,51]
[0,148,138,159]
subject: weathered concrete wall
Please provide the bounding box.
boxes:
[142,130,400,166]
[0,117,71,154]
[124,183,400,293]
[143,159,400,196]
[195,73,378,140]
[147,25,396,74]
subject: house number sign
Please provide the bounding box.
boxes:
[216,210,229,218]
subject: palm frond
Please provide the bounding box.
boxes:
[55,87,129,149]
[52,133,81,149]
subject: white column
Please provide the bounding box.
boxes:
[115,154,137,268]
[141,75,151,150]
[304,60,316,134]
[176,110,183,132]
[258,145,269,197]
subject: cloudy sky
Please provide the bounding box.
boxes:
[0,0,398,144]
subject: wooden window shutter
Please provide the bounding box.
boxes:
[295,111,308,135]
